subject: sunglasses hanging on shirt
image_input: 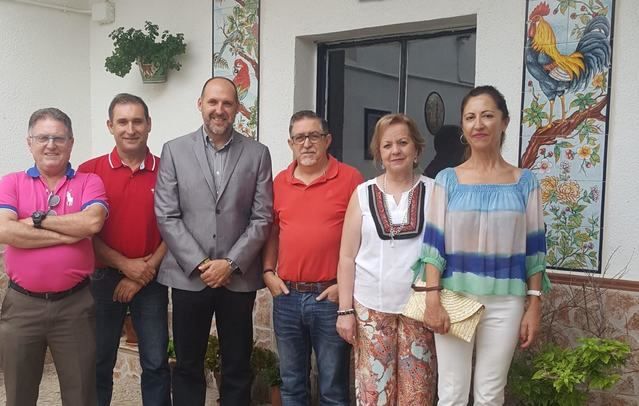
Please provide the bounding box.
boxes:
[47,194,60,216]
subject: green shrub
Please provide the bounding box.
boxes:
[205,335,220,372]
[167,338,176,359]
[508,337,631,406]
[251,345,281,387]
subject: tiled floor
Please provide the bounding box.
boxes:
[0,362,219,405]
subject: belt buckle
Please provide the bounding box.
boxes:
[302,282,317,293]
[44,292,51,300]
[297,282,311,292]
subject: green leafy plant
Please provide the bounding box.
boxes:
[251,345,281,387]
[203,337,281,388]
[105,21,186,78]
[205,335,220,373]
[167,338,176,359]
[509,338,631,406]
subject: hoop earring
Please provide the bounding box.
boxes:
[460,133,468,145]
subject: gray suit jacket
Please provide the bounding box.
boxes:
[154,128,273,292]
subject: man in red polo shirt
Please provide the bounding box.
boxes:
[0,107,108,406]
[78,94,170,406]
[262,110,363,405]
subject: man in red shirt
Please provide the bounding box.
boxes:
[78,94,169,406]
[263,110,363,405]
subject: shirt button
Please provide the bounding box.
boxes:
[216,209,221,214]
[213,234,216,239]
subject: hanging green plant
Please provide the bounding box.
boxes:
[105,21,187,83]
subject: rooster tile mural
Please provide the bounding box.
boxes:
[213,0,259,139]
[519,0,614,272]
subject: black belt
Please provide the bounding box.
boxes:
[283,279,337,294]
[9,278,89,301]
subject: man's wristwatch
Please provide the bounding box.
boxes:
[31,211,47,229]
[225,258,240,273]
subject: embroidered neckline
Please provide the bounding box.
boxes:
[368,181,425,242]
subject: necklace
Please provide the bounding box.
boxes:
[381,173,416,247]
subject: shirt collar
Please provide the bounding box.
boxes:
[26,162,76,178]
[108,147,156,171]
[286,154,339,186]
[202,128,235,151]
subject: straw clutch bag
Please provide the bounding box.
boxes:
[402,279,485,343]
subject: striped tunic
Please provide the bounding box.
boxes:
[417,167,550,296]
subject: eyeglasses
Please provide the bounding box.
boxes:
[47,194,60,216]
[290,132,327,145]
[30,135,71,146]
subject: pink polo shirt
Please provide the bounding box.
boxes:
[0,164,108,292]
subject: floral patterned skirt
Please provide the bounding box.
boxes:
[354,301,437,405]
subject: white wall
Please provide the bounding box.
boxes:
[0,1,91,174]
[3,0,636,280]
[260,0,639,280]
[89,0,212,157]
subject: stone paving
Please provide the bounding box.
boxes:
[0,353,219,406]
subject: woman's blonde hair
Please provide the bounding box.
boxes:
[369,113,425,168]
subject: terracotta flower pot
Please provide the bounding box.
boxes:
[270,385,282,406]
[123,314,138,345]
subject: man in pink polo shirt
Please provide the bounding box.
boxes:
[0,108,108,406]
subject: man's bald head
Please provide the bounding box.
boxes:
[200,77,239,104]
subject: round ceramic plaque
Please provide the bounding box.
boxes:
[424,91,445,135]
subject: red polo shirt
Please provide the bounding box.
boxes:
[78,148,161,263]
[274,155,363,282]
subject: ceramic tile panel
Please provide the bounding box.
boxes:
[519,0,615,272]
[213,0,260,139]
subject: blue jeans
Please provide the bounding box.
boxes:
[91,268,171,406]
[273,290,350,406]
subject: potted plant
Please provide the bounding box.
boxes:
[167,338,176,368]
[204,334,221,402]
[506,265,635,405]
[508,337,630,405]
[105,21,187,83]
[250,345,282,406]
[263,361,282,406]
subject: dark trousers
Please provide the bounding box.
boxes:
[91,268,171,406]
[171,286,256,406]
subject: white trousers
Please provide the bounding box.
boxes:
[435,295,525,406]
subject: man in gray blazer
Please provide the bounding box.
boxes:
[154,77,273,406]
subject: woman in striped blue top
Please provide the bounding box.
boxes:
[418,86,550,405]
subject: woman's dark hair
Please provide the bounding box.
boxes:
[460,85,509,157]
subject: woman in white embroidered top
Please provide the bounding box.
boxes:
[419,86,551,405]
[336,114,437,404]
